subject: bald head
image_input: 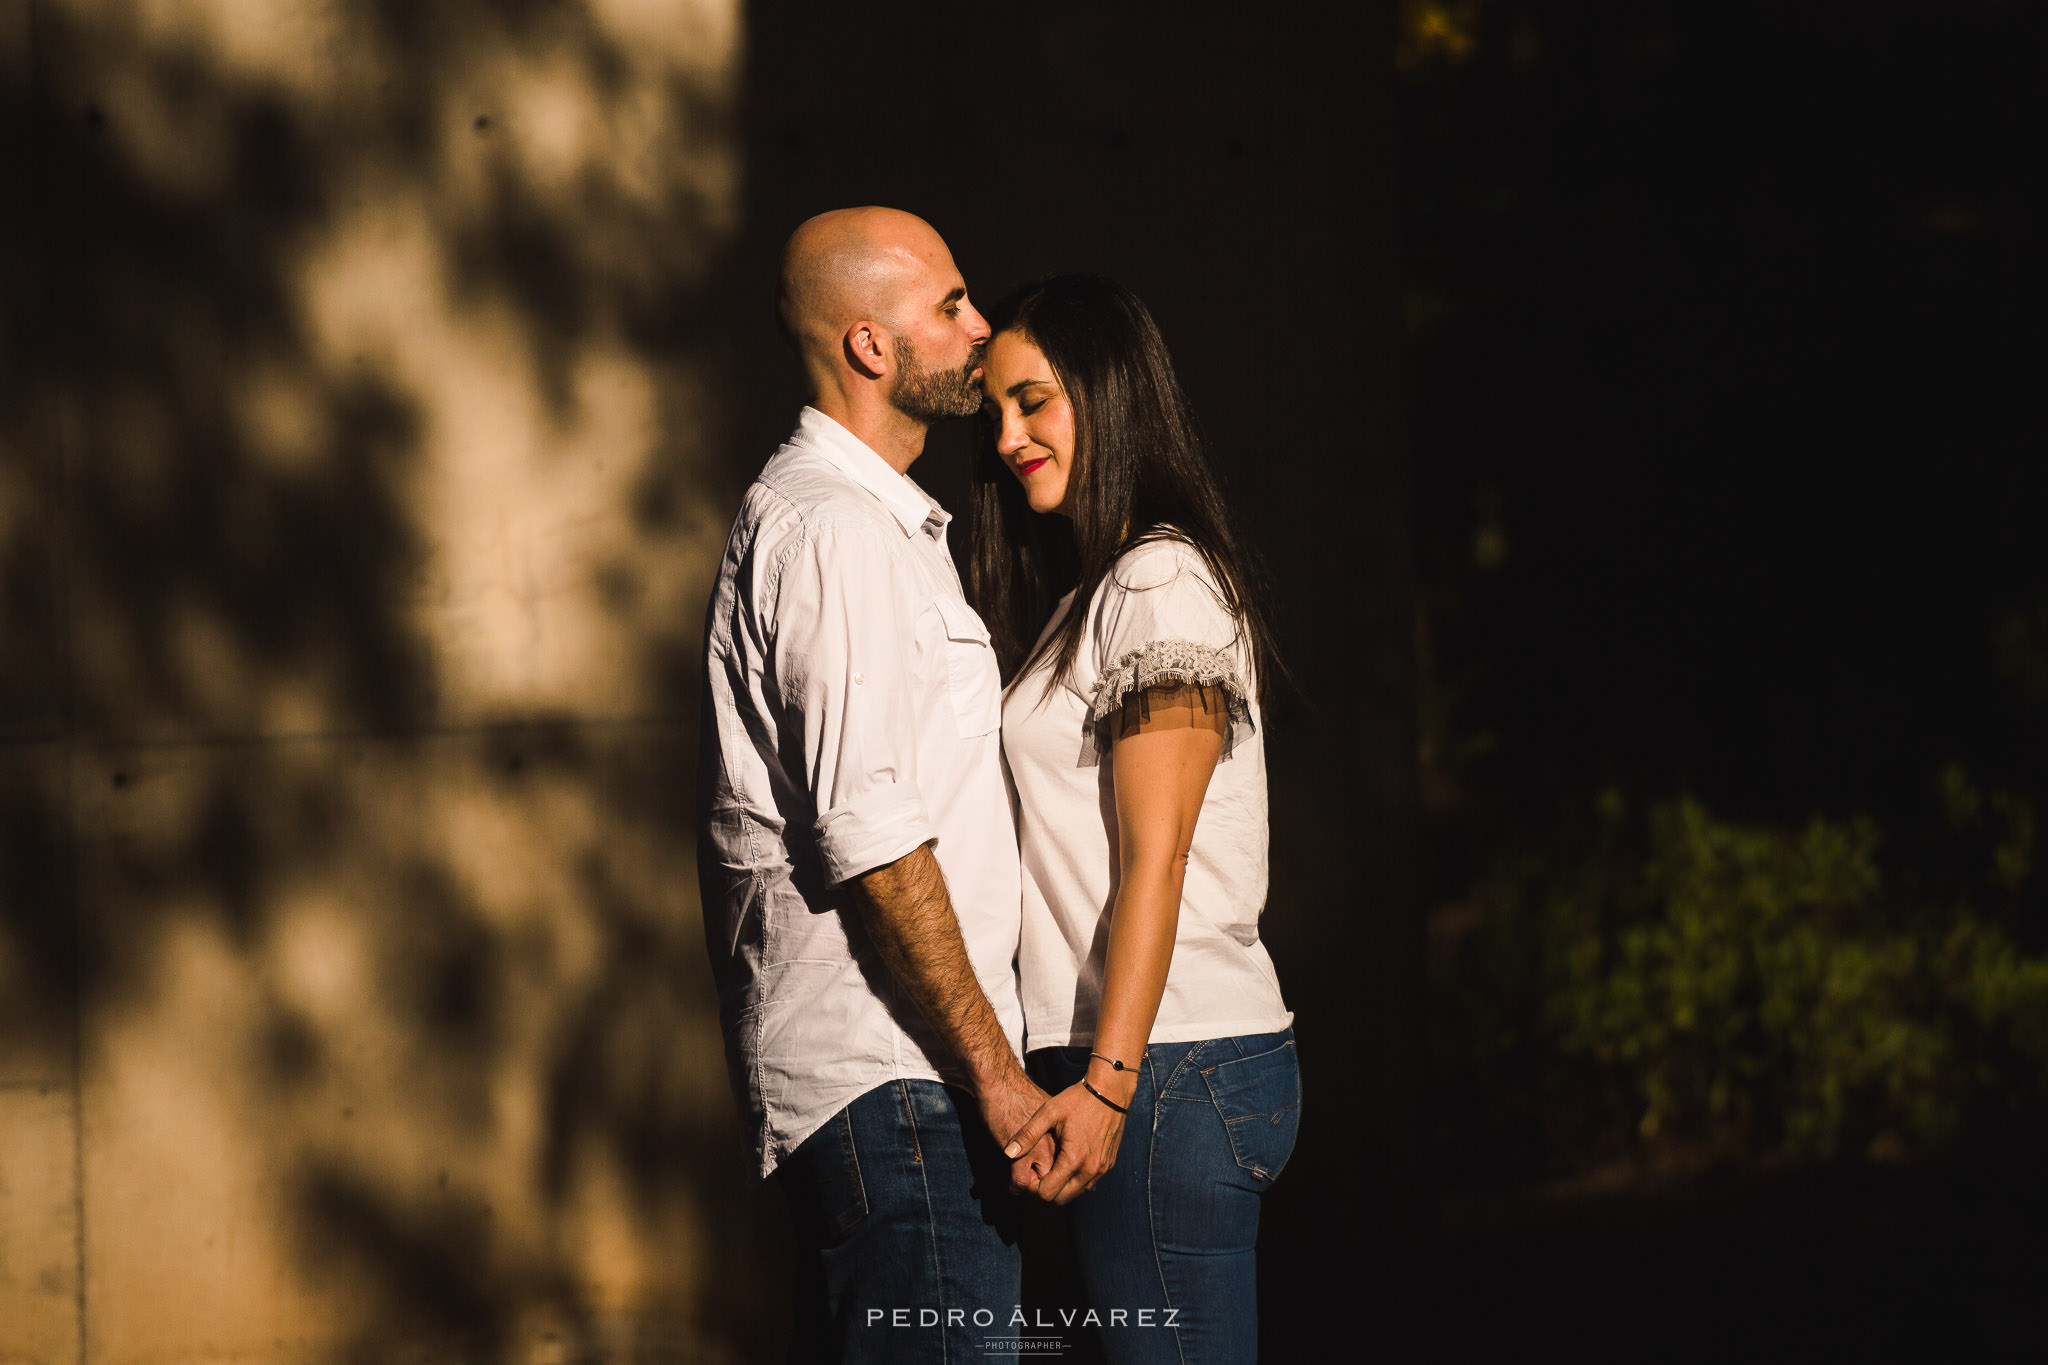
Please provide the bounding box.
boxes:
[772,207,991,457]
[777,207,952,368]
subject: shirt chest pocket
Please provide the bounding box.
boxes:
[931,596,1002,738]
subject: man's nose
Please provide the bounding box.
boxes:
[961,300,991,343]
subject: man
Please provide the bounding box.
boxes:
[697,208,1048,1363]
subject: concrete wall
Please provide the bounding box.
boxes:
[2,2,779,1360]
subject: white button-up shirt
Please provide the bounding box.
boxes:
[697,407,1024,1178]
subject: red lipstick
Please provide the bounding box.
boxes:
[1017,457,1049,476]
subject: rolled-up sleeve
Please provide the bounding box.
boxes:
[771,522,936,883]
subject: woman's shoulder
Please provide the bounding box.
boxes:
[1106,527,1219,597]
[1091,528,1242,654]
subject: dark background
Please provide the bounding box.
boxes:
[1397,1,2047,1360]
[1402,0,2043,825]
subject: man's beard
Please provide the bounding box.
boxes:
[889,335,985,422]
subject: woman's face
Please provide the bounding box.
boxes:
[981,330,1077,518]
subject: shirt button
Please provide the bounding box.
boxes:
[854,673,866,685]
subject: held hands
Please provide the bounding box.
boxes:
[980,1069,1058,1196]
[1001,1062,1137,1205]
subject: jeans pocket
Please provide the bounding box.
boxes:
[1199,1036,1300,1184]
[784,1106,869,1243]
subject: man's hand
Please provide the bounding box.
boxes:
[980,1066,1057,1194]
[844,848,1056,1194]
[1002,1074,1132,1205]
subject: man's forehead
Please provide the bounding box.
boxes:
[889,233,956,274]
[884,243,964,305]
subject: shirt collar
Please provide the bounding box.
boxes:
[793,406,949,540]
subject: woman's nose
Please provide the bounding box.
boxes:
[997,414,1029,455]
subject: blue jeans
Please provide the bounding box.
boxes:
[1029,1030,1300,1365]
[777,1079,1024,1364]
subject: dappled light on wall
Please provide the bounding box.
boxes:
[1,2,772,1361]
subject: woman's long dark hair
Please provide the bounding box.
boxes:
[968,275,1278,703]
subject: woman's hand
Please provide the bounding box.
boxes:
[1003,1068,1136,1204]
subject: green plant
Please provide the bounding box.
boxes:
[1438,784,2048,1174]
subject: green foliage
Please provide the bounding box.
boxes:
[1438,783,2048,1173]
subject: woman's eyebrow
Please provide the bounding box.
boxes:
[1006,378,1050,397]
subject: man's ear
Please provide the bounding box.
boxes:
[843,320,889,380]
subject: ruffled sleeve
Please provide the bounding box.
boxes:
[1081,539,1256,766]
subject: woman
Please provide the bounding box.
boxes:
[974,275,1298,1364]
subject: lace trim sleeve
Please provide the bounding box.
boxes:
[1081,639,1256,766]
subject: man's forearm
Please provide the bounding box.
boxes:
[847,842,1023,1094]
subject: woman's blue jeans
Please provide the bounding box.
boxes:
[1029,1029,1301,1365]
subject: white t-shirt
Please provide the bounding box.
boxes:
[1002,535,1292,1050]
[699,408,1023,1179]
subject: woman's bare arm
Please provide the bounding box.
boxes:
[1006,687,1226,1202]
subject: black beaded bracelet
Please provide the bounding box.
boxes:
[1081,1079,1130,1115]
[1089,1050,1138,1072]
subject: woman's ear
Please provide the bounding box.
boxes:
[842,320,889,379]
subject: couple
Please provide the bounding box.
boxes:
[698,207,1298,1365]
